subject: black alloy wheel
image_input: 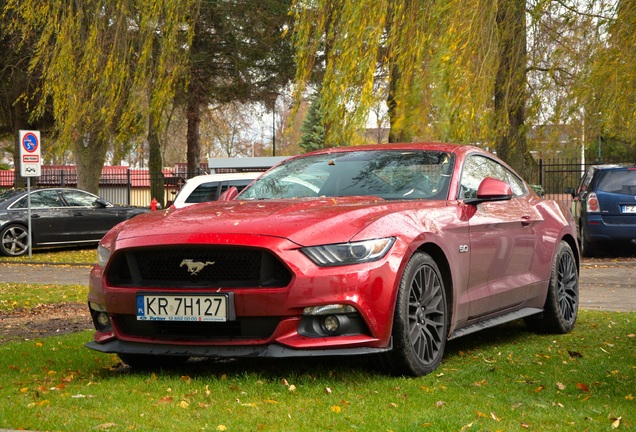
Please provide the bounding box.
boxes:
[385,251,448,376]
[525,241,579,333]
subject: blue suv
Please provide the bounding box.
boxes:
[569,164,636,257]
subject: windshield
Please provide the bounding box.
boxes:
[239,150,455,200]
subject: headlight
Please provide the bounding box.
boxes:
[97,244,111,267]
[301,238,395,267]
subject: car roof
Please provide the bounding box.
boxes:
[585,164,636,178]
[183,172,263,186]
[207,156,288,173]
[589,164,635,171]
[281,142,478,163]
[299,142,467,155]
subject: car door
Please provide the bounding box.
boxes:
[10,189,68,244]
[59,189,118,241]
[460,155,540,318]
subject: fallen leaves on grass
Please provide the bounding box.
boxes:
[576,382,590,393]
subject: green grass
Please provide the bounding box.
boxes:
[0,246,96,265]
[1,251,634,430]
[0,311,633,431]
[0,283,86,312]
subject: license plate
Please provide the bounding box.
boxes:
[622,205,636,213]
[137,294,229,322]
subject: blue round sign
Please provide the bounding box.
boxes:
[22,132,39,152]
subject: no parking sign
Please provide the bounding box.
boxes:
[19,130,41,177]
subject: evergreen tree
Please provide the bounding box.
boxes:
[298,97,325,152]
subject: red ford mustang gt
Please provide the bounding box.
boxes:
[86,143,579,376]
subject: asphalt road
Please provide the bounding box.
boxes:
[0,261,634,312]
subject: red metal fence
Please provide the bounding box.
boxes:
[0,166,201,206]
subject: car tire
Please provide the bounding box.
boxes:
[579,226,595,258]
[0,224,29,257]
[383,251,449,376]
[118,353,189,369]
[525,241,578,334]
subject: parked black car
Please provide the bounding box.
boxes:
[0,188,149,256]
[568,164,636,256]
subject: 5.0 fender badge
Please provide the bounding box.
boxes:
[180,259,215,275]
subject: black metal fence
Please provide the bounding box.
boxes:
[537,157,636,209]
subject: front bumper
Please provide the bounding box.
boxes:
[85,338,392,358]
[87,235,408,355]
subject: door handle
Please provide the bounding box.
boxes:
[521,215,531,227]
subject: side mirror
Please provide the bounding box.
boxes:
[95,198,110,208]
[465,177,513,205]
[564,187,575,197]
[218,186,239,201]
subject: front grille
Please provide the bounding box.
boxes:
[105,246,292,288]
[117,315,280,340]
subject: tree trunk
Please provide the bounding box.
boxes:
[186,96,201,178]
[385,3,410,144]
[494,0,534,179]
[12,99,28,188]
[74,133,108,195]
[387,62,407,143]
[148,112,165,208]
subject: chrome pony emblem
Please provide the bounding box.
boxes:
[180,259,215,275]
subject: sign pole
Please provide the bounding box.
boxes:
[19,130,41,259]
[27,177,32,258]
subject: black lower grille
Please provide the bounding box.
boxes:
[117,315,280,340]
[105,246,292,288]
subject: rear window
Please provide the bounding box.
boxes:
[596,170,636,194]
[185,180,252,204]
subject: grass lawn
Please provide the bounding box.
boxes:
[0,311,633,431]
[0,246,96,265]
[0,249,634,430]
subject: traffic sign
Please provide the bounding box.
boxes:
[19,130,41,177]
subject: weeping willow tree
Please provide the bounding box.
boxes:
[581,0,636,155]
[291,0,533,175]
[4,0,195,198]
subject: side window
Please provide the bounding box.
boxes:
[228,180,253,194]
[577,169,594,194]
[16,190,62,208]
[459,155,526,199]
[63,190,99,206]
[502,168,526,197]
[459,156,494,199]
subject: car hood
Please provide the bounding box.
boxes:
[114,196,444,247]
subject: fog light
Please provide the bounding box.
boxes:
[96,312,110,330]
[322,315,341,334]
